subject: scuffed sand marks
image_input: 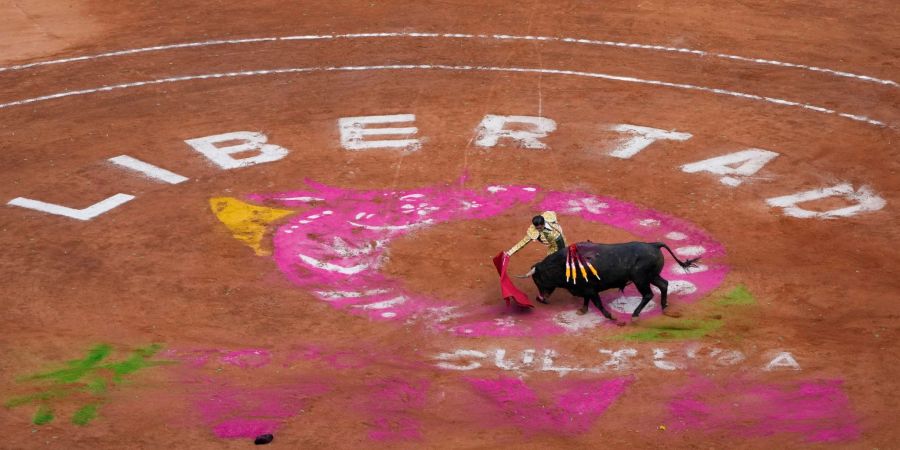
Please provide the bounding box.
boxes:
[0,0,101,64]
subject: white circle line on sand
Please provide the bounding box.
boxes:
[0,64,887,128]
[0,32,895,88]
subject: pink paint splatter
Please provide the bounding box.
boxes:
[289,347,371,369]
[194,380,329,439]
[158,349,219,368]
[160,348,272,369]
[250,181,728,337]
[668,377,860,443]
[361,378,429,441]
[465,376,631,434]
[284,345,426,372]
[221,350,272,368]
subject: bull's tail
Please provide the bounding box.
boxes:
[654,242,700,270]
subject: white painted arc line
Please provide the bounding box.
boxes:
[0,37,280,72]
[0,64,886,128]
[0,32,894,88]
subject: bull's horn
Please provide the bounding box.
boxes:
[514,267,537,278]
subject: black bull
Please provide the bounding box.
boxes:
[517,242,699,321]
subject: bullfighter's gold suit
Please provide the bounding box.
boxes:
[507,211,566,256]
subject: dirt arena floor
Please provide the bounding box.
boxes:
[1,1,898,448]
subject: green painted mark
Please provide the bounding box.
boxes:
[715,284,755,306]
[6,344,170,427]
[32,405,54,425]
[5,387,73,408]
[616,318,722,341]
[86,378,106,394]
[105,344,165,382]
[24,345,112,384]
[612,285,756,341]
[72,404,98,426]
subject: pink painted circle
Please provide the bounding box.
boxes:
[248,181,728,337]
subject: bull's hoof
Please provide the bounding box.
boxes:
[614,320,627,327]
[576,307,588,315]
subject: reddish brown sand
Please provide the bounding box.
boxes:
[0,1,897,448]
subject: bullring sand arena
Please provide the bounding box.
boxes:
[1,1,898,448]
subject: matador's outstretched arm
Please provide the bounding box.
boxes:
[507,234,533,256]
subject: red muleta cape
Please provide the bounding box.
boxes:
[492,252,534,308]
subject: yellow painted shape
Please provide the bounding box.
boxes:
[209,197,295,255]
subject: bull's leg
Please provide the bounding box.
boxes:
[651,275,681,317]
[590,295,624,326]
[650,275,669,310]
[577,297,589,315]
[588,295,615,321]
[631,279,655,318]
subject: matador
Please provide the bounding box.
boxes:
[506,211,566,257]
